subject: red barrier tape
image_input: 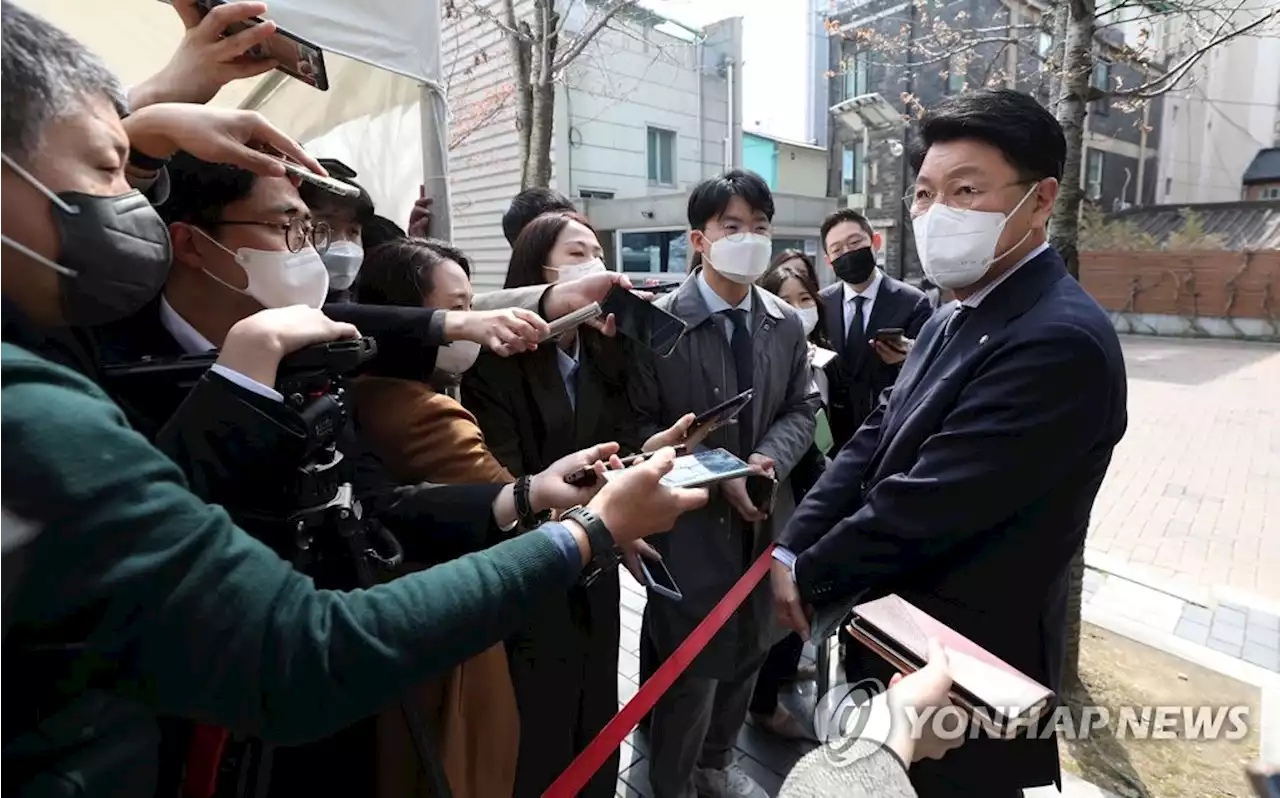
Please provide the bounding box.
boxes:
[542,543,777,798]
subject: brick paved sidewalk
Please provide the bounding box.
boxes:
[1086,336,1280,602]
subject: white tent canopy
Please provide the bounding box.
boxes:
[17,0,449,234]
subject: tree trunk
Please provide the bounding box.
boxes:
[525,80,555,188]
[508,28,533,190]
[1048,0,1095,281]
[1051,0,1095,689]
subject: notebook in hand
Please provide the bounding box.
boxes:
[849,594,1055,732]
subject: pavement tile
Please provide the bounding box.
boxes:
[1208,622,1245,647]
[1241,641,1280,672]
[1173,618,1210,645]
[1181,604,1213,626]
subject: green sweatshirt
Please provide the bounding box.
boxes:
[1,342,573,749]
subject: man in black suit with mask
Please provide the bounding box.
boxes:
[817,209,932,450]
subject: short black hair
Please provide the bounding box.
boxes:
[356,237,471,307]
[759,252,831,349]
[502,187,576,245]
[819,209,875,253]
[1,2,127,159]
[362,214,407,252]
[687,169,775,231]
[158,151,258,227]
[299,176,375,226]
[912,88,1066,182]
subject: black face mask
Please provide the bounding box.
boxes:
[1,154,172,327]
[832,246,877,285]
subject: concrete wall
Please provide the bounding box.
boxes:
[1155,10,1280,205]
[774,142,829,197]
[1080,250,1280,340]
[443,2,740,290]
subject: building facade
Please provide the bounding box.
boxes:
[815,0,1165,280]
[442,1,836,288]
[1154,7,1280,204]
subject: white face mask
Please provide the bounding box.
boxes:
[321,240,364,291]
[435,339,482,375]
[549,257,606,283]
[706,233,772,284]
[912,185,1037,290]
[796,306,819,336]
[196,228,330,309]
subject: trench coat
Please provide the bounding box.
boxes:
[628,270,818,679]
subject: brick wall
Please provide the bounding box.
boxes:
[1080,250,1280,320]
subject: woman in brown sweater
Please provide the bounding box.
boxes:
[351,237,518,797]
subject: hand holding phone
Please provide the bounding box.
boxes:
[599,285,687,357]
[873,327,908,354]
[193,0,330,90]
[686,390,754,442]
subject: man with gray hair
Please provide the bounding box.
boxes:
[0,4,708,796]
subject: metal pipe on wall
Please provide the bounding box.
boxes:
[725,59,736,172]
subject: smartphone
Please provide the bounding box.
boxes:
[599,286,688,358]
[640,556,682,601]
[562,445,688,488]
[687,389,754,440]
[263,153,361,198]
[659,448,753,489]
[195,0,330,90]
[541,302,602,342]
[873,327,908,353]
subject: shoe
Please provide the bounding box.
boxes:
[693,762,767,798]
[750,706,812,740]
[781,662,817,683]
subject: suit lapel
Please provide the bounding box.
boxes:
[876,248,1070,453]
[822,287,846,359]
[521,345,576,463]
[574,337,604,450]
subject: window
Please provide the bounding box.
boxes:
[619,230,689,273]
[946,53,967,94]
[841,141,863,195]
[1091,59,1111,115]
[1262,186,1280,200]
[578,188,615,200]
[646,127,676,186]
[1037,32,1053,62]
[1085,149,1104,201]
[842,51,870,99]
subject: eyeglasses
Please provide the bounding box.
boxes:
[209,217,332,254]
[903,181,1033,217]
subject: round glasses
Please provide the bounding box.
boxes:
[903,181,1034,218]
[211,217,332,254]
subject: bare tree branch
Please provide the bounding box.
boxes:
[1111,1,1278,97]
[553,0,636,72]
[464,0,531,42]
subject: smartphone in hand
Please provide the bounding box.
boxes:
[194,0,330,90]
[640,556,682,601]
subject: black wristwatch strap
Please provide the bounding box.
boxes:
[128,147,171,172]
[513,475,549,530]
[563,505,620,585]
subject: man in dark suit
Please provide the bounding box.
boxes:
[771,89,1128,797]
[817,209,932,450]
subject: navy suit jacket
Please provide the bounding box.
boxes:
[820,275,932,450]
[781,247,1127,792]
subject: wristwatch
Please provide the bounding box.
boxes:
[513,475,550,530]
[562,505,620,585]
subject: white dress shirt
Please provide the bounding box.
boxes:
[841,268,884,340]
[696,268,753,341]
[960,242,1049,308]
[158,296,284,403]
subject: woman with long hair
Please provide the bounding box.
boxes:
[463,211,685,798]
